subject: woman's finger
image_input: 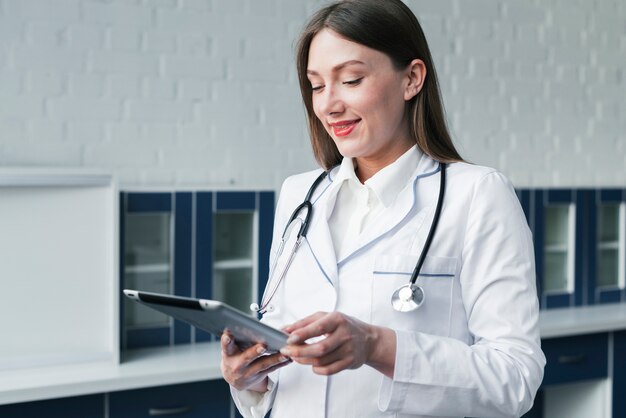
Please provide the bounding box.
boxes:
[283,312,343,348]
[292,343,345,367]
[284,329,343,359]
[312,356,354,376]
[248,352,292,375]
[282,311,328,334]
[221,332,238,356]
[291,343,354,375]
[236,343,269,364]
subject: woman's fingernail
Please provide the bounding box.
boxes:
[223,335,230,344]
[280,347,291,356]
[257,346,266,355]
[279,355,289,362]
[286,335,300,344]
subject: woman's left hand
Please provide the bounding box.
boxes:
[280,311,396,377]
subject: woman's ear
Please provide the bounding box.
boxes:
[404,59,427,101]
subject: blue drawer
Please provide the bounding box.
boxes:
[0,394,104,417]
[542,332,608,386]
[109,380,231,418]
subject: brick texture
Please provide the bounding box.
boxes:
[0,0,624,189]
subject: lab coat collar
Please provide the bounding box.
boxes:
[329,145,423,209]
[303,148,439,286]
[337,151,440,266]
[364,145,422,208]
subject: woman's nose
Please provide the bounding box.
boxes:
[317,86,344,116]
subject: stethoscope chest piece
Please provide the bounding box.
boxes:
[391,283,424,312]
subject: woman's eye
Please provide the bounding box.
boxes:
[311,85,324,92]
[343,77,363,86]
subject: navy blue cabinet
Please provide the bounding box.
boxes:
[613,331,626,418]
[0,394,104,418]
[109,380,231,418]
[0,381,233,418]
[533,189,586,309]
[120,192,190,349]
[516,188,626,310]
[588,189,626,305]
[120,190,274,349]
[523,332,610,418]
[541,333,608,386]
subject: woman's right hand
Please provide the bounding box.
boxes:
[220,332,292,392]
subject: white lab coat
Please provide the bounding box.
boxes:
[231,154,545,418]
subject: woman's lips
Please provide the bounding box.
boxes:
[329,119,360,137]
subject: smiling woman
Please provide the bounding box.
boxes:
[296,0,462,173]
[220,1,545,417]
[306,29,421,182]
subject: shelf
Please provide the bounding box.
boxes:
[597,242,620,251]
[124,264,170,274]
[595,285,622,291]
[213,259,253,269]
[545,245,569,253]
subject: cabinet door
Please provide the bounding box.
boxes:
[533,189,585,309]
[195,191,274,343]
[122,190,274,347]
[588,189,626,304]
[0,394,104,418]
[109,380,231,418]
[121,192,180,349]
[213,191,257,315]
[542,333,608,386]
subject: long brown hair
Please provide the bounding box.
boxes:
[296,0,463,169]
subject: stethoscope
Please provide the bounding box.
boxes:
[250,162,446,315]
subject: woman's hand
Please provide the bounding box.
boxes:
[280,311,396,378]
[220,332,291,392]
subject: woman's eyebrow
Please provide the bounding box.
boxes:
[307,60,366,76]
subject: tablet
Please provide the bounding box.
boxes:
[123,290,288,353]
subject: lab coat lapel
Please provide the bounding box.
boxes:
[338,155,440,265]
[302,178,340,287]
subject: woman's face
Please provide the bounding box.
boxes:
[307,29,421,169]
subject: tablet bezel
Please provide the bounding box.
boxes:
[123,289,288,353]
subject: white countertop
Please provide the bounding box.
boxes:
[539,302,626,338]
[3,303,626,406]
[0,342,223,406]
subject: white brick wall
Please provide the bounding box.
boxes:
[0,0,624,190]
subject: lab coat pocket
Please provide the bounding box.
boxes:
[372,254,457,336]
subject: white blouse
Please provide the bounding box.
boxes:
[328,145,421,261]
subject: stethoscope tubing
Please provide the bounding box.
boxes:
[282,170,328,240]
[409,162,446,285]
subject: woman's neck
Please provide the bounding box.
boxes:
[354,141,414,183]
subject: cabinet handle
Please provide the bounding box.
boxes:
[558,354,586,364]
[148,406,192,416]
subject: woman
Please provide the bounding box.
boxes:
[221,1,545,417]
